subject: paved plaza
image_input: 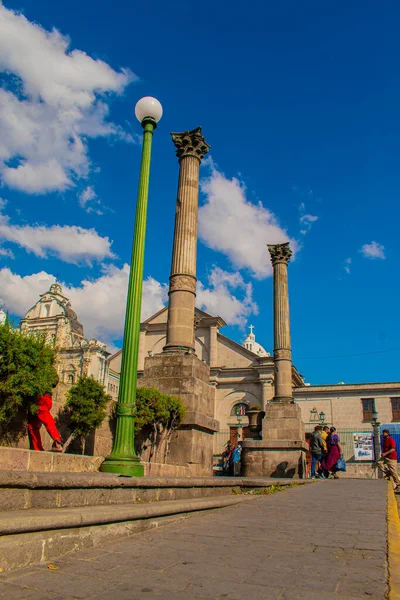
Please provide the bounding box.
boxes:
[0,480,388,599]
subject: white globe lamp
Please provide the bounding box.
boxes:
[135,96,163,124]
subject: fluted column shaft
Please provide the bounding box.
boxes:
[268,243,293,402]
[164,128,210,352]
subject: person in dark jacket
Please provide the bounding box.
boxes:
[310,425,324,478]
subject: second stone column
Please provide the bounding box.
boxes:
[164,127,210,353]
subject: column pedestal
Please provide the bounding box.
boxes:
[139,353,219,476]
[242,403,308,478]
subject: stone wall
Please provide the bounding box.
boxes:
[0,447,192,477]
[294,386,399,429]
[0,447,103,473]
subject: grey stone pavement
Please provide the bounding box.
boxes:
[0,480,388,600]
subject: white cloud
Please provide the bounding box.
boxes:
[0,264,257,348]
[79,186,96,207]
[78,185,107,215]
[197,266,258,328]
[0,247,14,258]
[360,241,386,260]
[0,5,135,194]
[344,257,352,274]
[2,158,70,194]
[0,268,55,316]
[299,203,318,235]
[66,266,168,343]
[0,266,168,347]
[199,163,295,279]
[0,206,115,264]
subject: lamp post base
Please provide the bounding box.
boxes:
[99,456,144,477]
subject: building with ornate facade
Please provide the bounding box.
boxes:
[12,284,400,461]
[20,284,110,387]
[108,307,400,459]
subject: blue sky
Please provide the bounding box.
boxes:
[0,0,399,385]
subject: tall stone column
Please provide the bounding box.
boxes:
[139,126,218,476]
[164,127,210,353]
[268,242,293,403]
[241,241,307,478]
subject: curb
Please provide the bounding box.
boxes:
[387,481,400,600]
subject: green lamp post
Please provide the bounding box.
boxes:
[100,96,163,476]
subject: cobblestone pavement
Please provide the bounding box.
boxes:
[0,480,388,599]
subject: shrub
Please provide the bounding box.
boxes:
[0,320,58,443]
[134,387,186,462]
[63,376,111,453]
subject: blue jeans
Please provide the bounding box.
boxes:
[311,453,323,477]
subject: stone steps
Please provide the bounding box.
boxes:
[0,470,295,511]
[0,494,250,536]
[0,470,310,572]
[0,495,253,573]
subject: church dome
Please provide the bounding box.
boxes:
[242,325,270,357]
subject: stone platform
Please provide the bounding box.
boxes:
[242,403,308,478]
[0,470,308,573]
[0,479,389,599]
[139,353,219,476]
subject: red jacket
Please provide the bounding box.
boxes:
[382,435,397,461]
[36,393,53,413]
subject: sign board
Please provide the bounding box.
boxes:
[353,432,374,461]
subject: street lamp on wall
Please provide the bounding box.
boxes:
[319,411,326,424]
[100,97,162,476]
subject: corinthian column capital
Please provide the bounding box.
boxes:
[268,242,292,266]
[171,127,210,163]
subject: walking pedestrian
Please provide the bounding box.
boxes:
[321,427,342,479]
[310,425,324,479]
[377,429,400,490]
[231,442,242,477]
[28,391,63,452]
[321,425,330,455]
[222,442,232,476]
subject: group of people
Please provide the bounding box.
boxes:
[309,425,342,479]
[221,441,242,476]
[310,425,400,489]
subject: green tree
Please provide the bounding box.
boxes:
[134,387,186,462]
[0,321,58,443]
[63,376,111,453]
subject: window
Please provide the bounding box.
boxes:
[361,398,374,421]
[391,398,400,421]
[230,403,249,416]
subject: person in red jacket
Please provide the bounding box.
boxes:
[377,429,400,490]
[28,391,63,452]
